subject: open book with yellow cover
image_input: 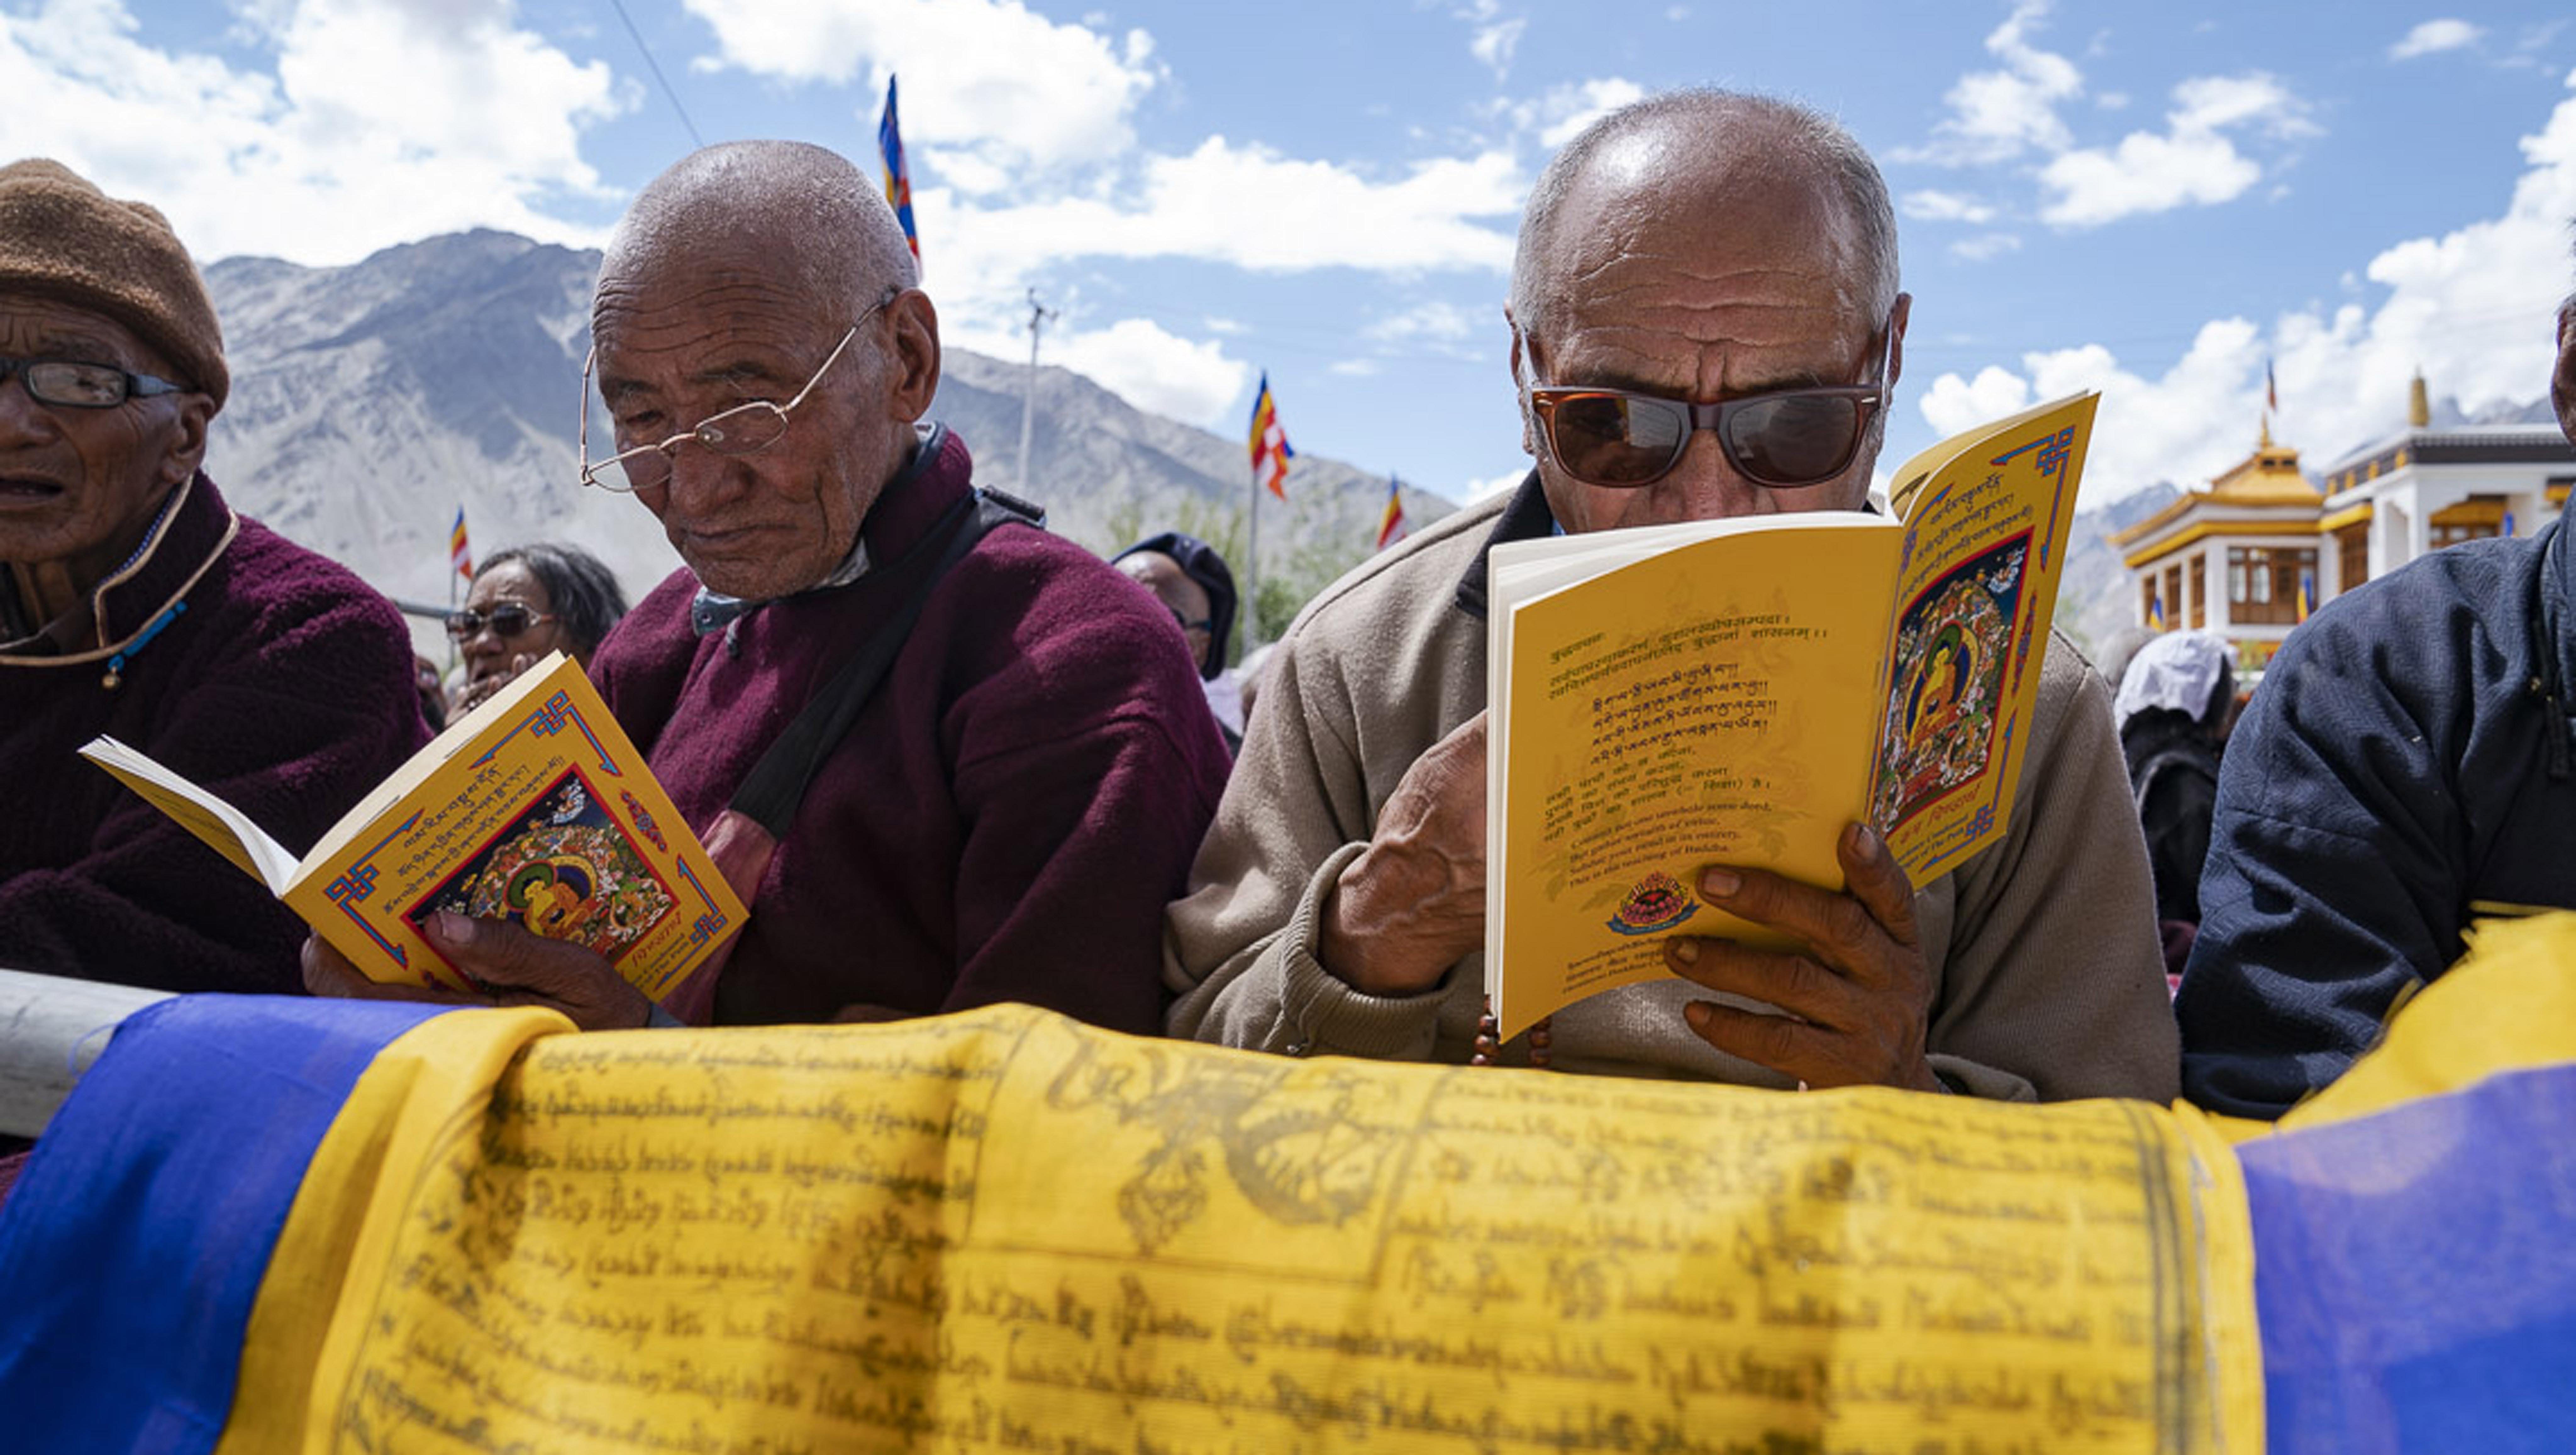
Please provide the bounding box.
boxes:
[81,651,745,1000]
[1485,392,2097,1038]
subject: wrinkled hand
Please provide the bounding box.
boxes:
[1662,822,1939,1092]
[302,911,653,1031]
[1320,711,1488,998]
[447,654,534,716]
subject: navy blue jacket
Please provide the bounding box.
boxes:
[2178,489,2576,1118]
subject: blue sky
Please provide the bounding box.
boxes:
[5,0,2574,510]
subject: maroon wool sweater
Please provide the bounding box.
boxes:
[0,473,431,991]
[589,427,1230,1033]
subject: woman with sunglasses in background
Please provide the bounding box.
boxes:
[445,542,629,716]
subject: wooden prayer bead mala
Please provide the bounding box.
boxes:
[1471,999,1552,1069]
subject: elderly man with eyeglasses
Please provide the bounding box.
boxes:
[1166,92,2177,1101]
[0,158,427,995]
[304,140,1228,1034]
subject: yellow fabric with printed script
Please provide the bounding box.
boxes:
[217,1005,2262,1454]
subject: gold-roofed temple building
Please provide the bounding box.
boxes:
[2113,372,2576,674]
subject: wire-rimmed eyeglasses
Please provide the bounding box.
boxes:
[577,288,899,494]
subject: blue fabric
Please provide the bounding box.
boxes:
[2179,484,2576,1119]
[0,994,451,1455]
[2243,1063,2576,1453]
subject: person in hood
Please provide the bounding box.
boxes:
[2113,629,2235,982]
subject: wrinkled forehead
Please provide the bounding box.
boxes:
[592,205,843,329]
[467,560,549,611]
[0,290,161,366]
[1541,152,1875,332]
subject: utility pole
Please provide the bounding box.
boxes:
[1017,288,1057,493]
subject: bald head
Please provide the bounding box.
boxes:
[1508,91,1899,343]
[600,140,919,333]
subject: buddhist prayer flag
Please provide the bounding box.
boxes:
[1248,371,1293,499]
[1375,474,1408,551]
[448,506,471,582]
[21,911,2576,1449]
[2149,592,2166,629]
[880,75,919,263]
[2297,568,2315,623]
[2266,358,2279,414]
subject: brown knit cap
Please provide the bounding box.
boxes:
[0,158,227,408]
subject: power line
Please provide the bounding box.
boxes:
[602,0,705,149]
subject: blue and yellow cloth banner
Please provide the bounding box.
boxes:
[880,74,919,264]
[447,506,470,582]
[9,916,2576,1451]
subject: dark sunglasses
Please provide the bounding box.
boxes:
[1167,606,1214,634]
[445,602,557,641]
[1528,324,1896,490]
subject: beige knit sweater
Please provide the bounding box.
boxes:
[1164,480,2180,1103]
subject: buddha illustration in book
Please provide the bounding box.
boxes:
[408,773,676,967]
[1871,538,2027,830]
[1903,629,1974,749]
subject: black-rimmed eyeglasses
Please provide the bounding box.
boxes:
[578,288,900,495]
[1,357,188,409]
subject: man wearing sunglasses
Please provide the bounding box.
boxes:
[1167,92,2177,1103]
[304,141,1229,1035]
[0,159,427,999]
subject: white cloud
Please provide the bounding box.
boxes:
[1453,0,1525,80]
[2389,19,2483,61]
[2037,73,2309,227]
[1493,76,1646,149]
[1902,9,2315,233]
[1901,189,1997,224]
[1461,466,1527,502]
[1949,233,2023,262]
[680,0,1160,173]
[1204,317,1247,336]
[917,138,1521,320]
[1900,0,2083,166]
[0,0,622,265]
[2038,129,2261,227]
[1924,73,2576,508]
[1364,300,1481,344]
[1044,318,1250,429]
[2170,72,2317,139]
[1470,18,1526,79]
[1330,358,1383,377]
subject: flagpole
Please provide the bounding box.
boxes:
[447,507,463,678]
[1245,455,1261,652]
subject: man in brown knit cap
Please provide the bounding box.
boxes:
[0,158,428,997]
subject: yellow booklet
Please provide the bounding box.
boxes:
[1485,392,2097,1037]
[81,651,746,1001]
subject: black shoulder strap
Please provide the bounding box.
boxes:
[727,488,1045,836]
